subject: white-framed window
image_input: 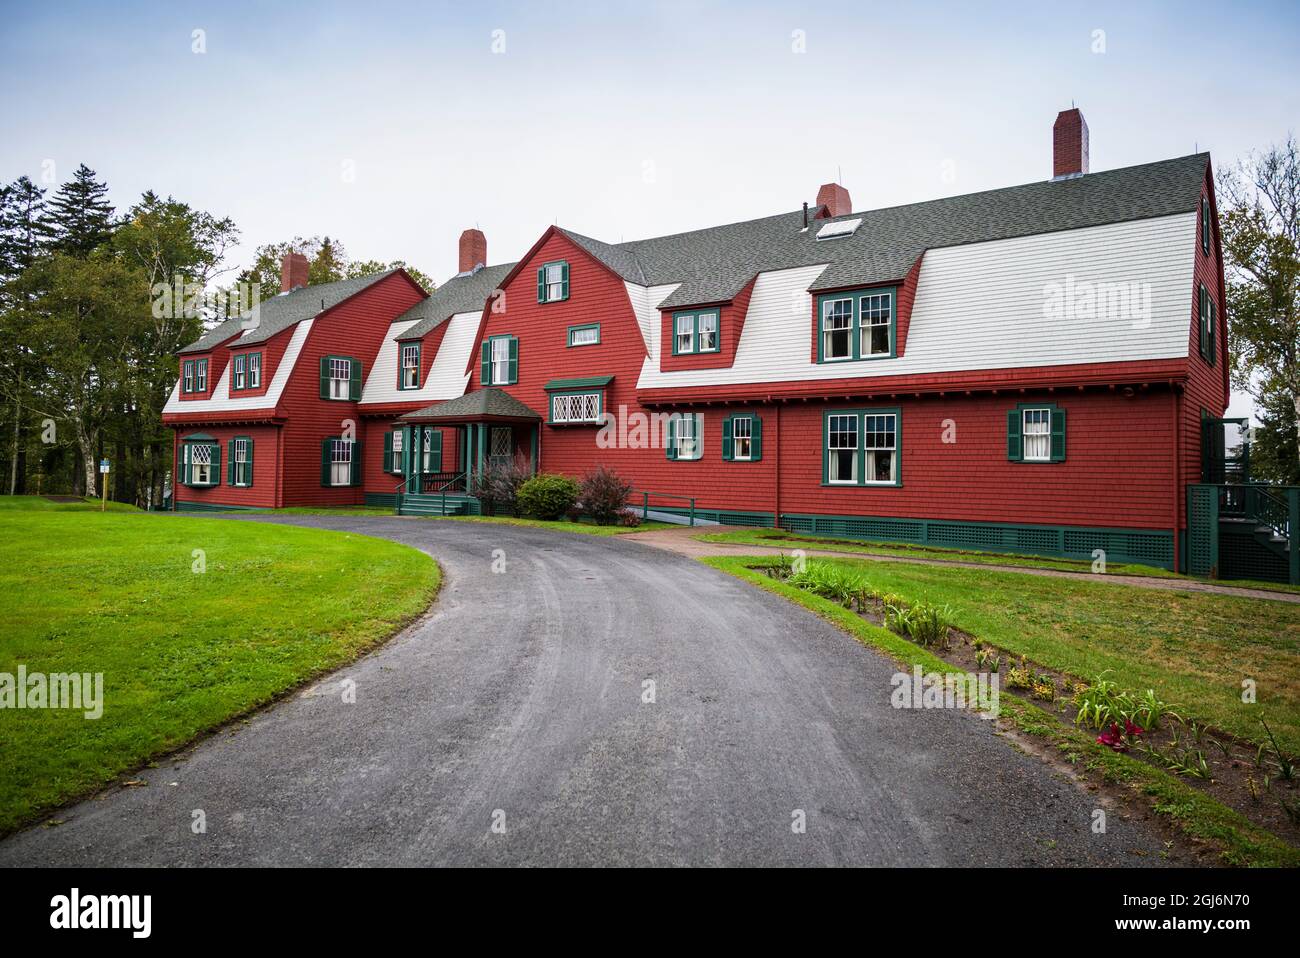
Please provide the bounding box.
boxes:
[330,439,353,486]
[490,427,512,467]
[491,337,511,385]
[861,292,892,357]
[822,299,853,360]
[568,324,599,347]
[233,354,245,389]
[182,361,193,393]
[233,437,250,486]
[191,443,213,485]
[672,414,702,461]
[421,430,434,472]
[194,359,208,392]
[697,312,718,352]
[732,416,753,461]
[329,358,351,399]
[675,315,695,354]
[551,392,602,424]
[248,353,261,388]
[827,414,858,483]
[863,414,897,484]
[545,262,566,302]
[1022,408,1051,462]
[400,344,420,389]
[390,430,404,474]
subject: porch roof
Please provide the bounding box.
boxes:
[400,387,542,423]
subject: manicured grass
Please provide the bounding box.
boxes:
[0,509,439,833]
[0,495,138,513]
[269,505,393,516]
[438,515,678,535]
[705,555,1300,867]
[695,527,1183,578]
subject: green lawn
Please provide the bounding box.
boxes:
[0,507,439,833]
[737,554,1300,754]
[695,527,1184,577]
[438,515,678,535]
[0,495,138,513]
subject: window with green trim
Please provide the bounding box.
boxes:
[817,288,896,363]
[383,429,407,474]
[180,440,220,487]
[194,358,208,392]
[722,414,762,461]
[320,356,361,400]
[321,437,361,487]
[247,352,261,388]
[480,335,518,385]
[537,261,570,303]
[1201,195,1211,255]
[671,310,719,355]
[228,436,253,486]
[1007,403,1065,462]
[1198,285,1216,365]
[823,409,899,485]
[399,342,421,389]
[568,323,600,347]
[549,391,603,424]
[182,360,194,393]
[666,413,703,461]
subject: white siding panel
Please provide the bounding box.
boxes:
[162,319,313,415]
[625,281,680,361]
[636,212,1197,389]
[358,311,477,406]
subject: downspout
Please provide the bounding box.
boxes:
[773,403,781,528]
[1172,385,1181,573]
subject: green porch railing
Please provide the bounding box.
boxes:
[1189,483,1300,584]
[632,489,697,526]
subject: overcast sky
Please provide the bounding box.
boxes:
[3,0,1297,417]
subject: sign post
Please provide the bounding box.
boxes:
[99,459,110,512]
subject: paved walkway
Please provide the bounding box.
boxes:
[0,516,1172,866]
[624,526,1300,603]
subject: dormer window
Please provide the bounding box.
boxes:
[399,343,421,390]
[247,352,261,388]
[194,358,208,391]
[671,310,720,356]
[233,354,246,390]
[182,360,194,393]
[817,287,896,363]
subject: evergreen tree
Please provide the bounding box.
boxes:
[44,163,115,256]
[0,176,53,280]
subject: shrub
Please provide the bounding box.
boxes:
[617,510,642,527]
[516,473,580,520]
[471,453,532,516]
[579,465,634,525]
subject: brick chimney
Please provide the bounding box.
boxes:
[815,182,852,218]
[1053,108,1089,178]
[280,251,309,292]
[458,229,487,273]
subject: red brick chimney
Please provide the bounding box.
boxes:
[1053,108,1089,178]
[458,229,487,273]
[815,182,852,218]
[280,251,309,292]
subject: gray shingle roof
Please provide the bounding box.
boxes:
[554,153,1209,308]
[179,269,410,354]
[394,263,516,341]
[401,387,542,421]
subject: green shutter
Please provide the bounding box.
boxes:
[722,416,733,461]
[1007,410,1022,461]
[321,438,332,486]
[350,440,363,486]
[481,341,491,385]
[320,357,329,398]
[560,262,570,300]
[507,337,518,384]
[209,444,221,487]
[537,267,547,302]
[244,438,254,486]
[429,430,443,472]
[350,359,362,400]
[666,416,678,460]
[1050,408,1066,462]
[383,431,393,472]
[751,416,763,461]
[228,439,236,485]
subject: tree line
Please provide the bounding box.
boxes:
[0,164,432,506]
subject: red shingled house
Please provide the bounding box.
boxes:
[167,110,1287,582]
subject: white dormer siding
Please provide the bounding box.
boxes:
[162,319,314,414]
[635,212,1197,390]
[623,282,681,360]
[358,310,481,406]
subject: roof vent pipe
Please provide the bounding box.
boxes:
[802,202,809,229]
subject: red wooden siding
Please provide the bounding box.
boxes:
[173,425,280,508]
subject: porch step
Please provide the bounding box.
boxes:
[397,493,473,517]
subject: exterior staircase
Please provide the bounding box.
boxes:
[396,493,477,517]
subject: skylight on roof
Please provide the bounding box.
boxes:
[815,217,862,241]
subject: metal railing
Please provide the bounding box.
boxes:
[630,489,697,526]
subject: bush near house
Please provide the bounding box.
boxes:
[578,465,634,525]
[516,473,580,520]
[471,453,533,516]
